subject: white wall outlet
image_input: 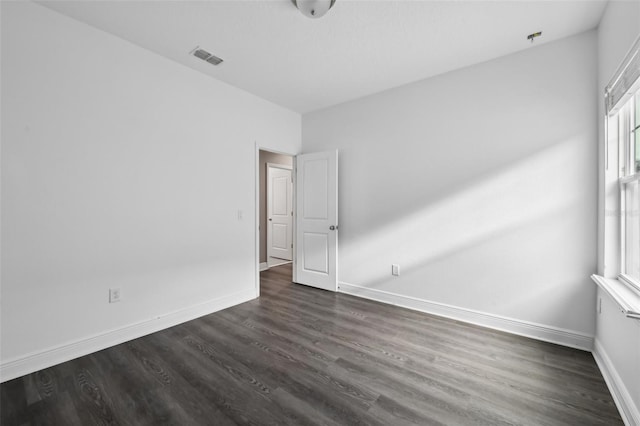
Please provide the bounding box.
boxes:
[109,288,121,303]
[392,264,400,276]
[237,209,243,220]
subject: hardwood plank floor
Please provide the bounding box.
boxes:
[1,264,623,425]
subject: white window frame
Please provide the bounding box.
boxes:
[593,89,640,319]
[618,91,640,292]
[594,36,640,319]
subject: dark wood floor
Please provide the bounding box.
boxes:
[1,264,623,425]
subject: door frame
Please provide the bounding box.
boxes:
[266,162,293,267]
[255,144,297,297]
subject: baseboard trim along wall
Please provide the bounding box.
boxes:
[593,339,640,426]
[259,262,269,272]
[338,281,594,351]
[0,288,257,383]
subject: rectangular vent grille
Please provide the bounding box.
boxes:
[191,47,223,66]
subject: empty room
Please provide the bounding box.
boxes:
[1,0,640,424]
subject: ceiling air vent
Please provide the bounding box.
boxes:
[191,47,223,66]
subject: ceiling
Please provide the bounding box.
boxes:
[38,0,608,114]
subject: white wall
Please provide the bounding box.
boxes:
[303,31,598,345]
[595,1,640,423]
[0,1,300,380]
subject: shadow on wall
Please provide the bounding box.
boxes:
[339,134,595,330]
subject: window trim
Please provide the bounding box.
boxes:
[591,274,640,320]
[619,273,640,294]
[598,35,640,317]
[617,93,640,292]
[619,174,640,185]
[609,93,640,292]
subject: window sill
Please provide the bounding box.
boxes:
[591,274,640,320]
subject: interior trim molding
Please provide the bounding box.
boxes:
[259,262,269,272]
[0,288,257,383]
[591,274,640,319]
[593,339,640,426]
[338,281,594,351]
[267,258,292,268]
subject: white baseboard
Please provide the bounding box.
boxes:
[0,288,257,383]
[267,258,292,268]
[593,339,640,426]
[338,281,594,351]
[259,262,268,271]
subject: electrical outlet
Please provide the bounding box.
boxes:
[392,264,400,276]
[109,288,121,303]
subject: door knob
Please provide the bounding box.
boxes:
[329,225,337,230]
[269,218,272,221]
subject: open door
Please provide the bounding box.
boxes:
[294,150,338,291]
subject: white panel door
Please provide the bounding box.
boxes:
[295,151,338,291]
[267,165,293,261]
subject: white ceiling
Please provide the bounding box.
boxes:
[38,0,608,113]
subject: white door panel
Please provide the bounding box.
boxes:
[272,224,288,249]
[303,233,329,273]
[272,177,288,215]
[295,151,338,291]
[303,159,328,219]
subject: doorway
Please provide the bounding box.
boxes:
[255,147,338,296]
[258,150,294,277]
[267,163,293,266]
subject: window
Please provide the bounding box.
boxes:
[605,34,640,292]
[619,92,640,290]
[595,37,640,316]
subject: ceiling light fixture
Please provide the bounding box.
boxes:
[291,0,336,19]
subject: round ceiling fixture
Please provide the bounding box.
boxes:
[291,0,337,19]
